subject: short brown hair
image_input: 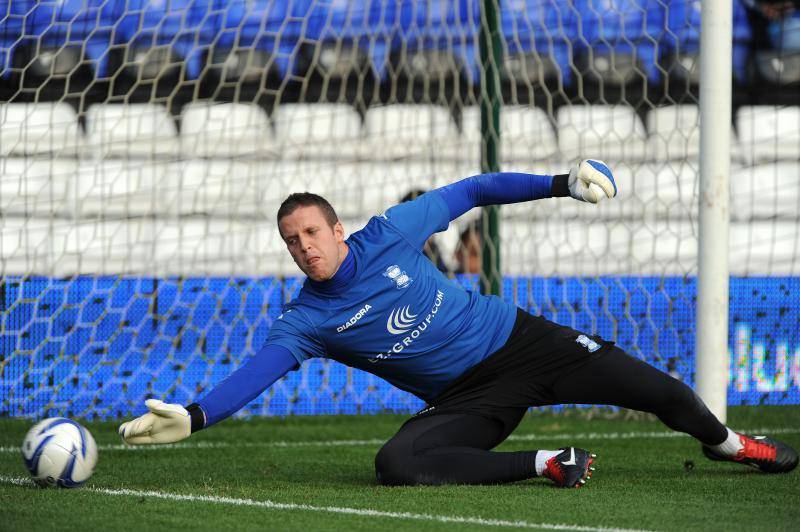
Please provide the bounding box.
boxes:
[277,192,339,231]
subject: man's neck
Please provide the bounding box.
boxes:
[331,243,349,277]
[309,244,354,295]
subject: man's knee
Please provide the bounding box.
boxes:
[375,440,412,486]
[658,375,708,415]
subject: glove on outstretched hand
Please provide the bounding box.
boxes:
[118,399,191,445]
[568,159,617,204]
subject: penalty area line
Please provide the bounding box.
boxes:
[1,427,798,454]
[0,475,651,532]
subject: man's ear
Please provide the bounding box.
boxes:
[334,221,345,242]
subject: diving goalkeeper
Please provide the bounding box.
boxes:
[119,160,798,487]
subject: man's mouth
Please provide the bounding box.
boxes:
[307,257,321,267]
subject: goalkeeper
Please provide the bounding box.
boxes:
[119,160,798,487]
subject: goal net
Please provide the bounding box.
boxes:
[1,0,798,419]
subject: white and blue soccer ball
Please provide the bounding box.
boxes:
[21,417,98,488]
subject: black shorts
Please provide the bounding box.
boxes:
[412,308,614,428]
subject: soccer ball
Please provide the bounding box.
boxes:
[21,417,98,488]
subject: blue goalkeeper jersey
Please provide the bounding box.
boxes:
[193,171,582,426]
[266,192,518,401]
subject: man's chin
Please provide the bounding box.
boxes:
[304,269,329,282]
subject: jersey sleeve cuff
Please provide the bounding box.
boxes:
[551,174,570,197]
[186,403,206,433]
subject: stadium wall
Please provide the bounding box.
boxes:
[2,275,798,420]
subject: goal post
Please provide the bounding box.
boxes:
[478,0,503,297]
[696,0,732,423]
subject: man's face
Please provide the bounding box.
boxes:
[279,205,346,282]
[456,230,482,274]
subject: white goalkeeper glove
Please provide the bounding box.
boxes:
[568,159,617,204]
[118,399,192,445]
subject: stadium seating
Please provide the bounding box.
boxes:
[647,104,748,163]
[49,218,156,276]
[70,161,168,218]
[736,106,800,163]
[0,0,117,78]
[731,221,800,276]
[152,219,297,276]
[646,105,701,160]
[499,218,699,276]
[180,102,274,157]
[394,0,481,83]
[211,0,316,80]
[662,0,752,84]
[0,103,82,156]
[592,162,699,220]
[572,0,665,85]
[500,158,799,277]
[730,162,800,222]
[164,158,373,222]
[461,105,558,164]
[0,158,74,216]
[165,159,270,217]
[277,160,378,222]
[0,1,23,76]
[85,104,179,159]
[500,0,576,86]
[153,219,243,275]
[305,0,396,80]
[358,160,460,214]
[556,104,648,161]
[627,219,698,274]
[114,0,219,80]
[0,217,53,274]
[0,0,791,94]
[273,104,363,160]
[753,46,800,86]
[364,104,460,160]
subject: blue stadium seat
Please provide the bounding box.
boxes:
[267,386,291,417]
[573,0,665,85]
[212,0,311,80]
[394,0,480,83]
[305,0,397,79]
[0,1,24,76]
[3,0,117,78]
[337,390,359,414]
[664,0,752,83]
[500,0,577,86]
[115,0,219,80]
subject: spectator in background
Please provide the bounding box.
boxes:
[401,189,450,274]
[454,221,482,275]
[744,0,800,51]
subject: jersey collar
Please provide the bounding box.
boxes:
[307,245,357,296]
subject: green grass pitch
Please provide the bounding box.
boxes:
[1,406,799,531]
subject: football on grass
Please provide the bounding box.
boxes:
[21,417,98,488]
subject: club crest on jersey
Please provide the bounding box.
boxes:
[383,264,413,289]
[386,305,418,335]
[576,334,602,353]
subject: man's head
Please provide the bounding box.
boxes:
[277,193,347,282]
[455,222,482,274]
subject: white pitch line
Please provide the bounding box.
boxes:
[1,427,798,455]
[0,475,651,532]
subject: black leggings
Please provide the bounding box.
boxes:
[375,346,728,486]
